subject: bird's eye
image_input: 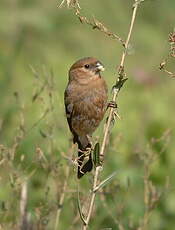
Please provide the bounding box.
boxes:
[84,64,90,69]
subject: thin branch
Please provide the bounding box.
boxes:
[59,0,125,46]
[75,9,125,47]
[82,167,100,230]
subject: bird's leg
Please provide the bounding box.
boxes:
[76,147,91,163]
[77,148,91,158]
[76,149,85,175]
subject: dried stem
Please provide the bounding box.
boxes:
[59,0,125,46]
[81,1,142,229]
[82,167,100,230]
[75,8,125,46]
[19,181,28,230]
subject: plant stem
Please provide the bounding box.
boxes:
[20,181,28,230]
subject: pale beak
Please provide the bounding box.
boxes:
[96,62,105,72]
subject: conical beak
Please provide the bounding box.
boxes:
[96,62,105,72]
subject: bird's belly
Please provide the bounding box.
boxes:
[72,114,102,136]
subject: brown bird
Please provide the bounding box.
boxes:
[64,57,108,178]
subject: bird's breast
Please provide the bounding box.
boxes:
[70,81,107,135]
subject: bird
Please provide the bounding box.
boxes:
[64,57,108,178]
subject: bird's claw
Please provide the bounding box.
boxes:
[77,147,91,158]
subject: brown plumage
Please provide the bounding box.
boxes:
[64,57,108,178]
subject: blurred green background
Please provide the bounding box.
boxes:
[0,0,175,229]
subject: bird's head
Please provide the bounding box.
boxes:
[69,57,105,83]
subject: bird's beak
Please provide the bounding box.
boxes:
[96,62,105,72]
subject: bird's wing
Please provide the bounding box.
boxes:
[64,88,79,144]
[65,97,73,129]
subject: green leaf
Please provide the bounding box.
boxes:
[93,142,100,167]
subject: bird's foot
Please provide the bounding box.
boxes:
[77,147,93,177]
[84,147,92,158]
[77,148,91,163]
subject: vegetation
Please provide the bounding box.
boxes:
[0,0,175,229]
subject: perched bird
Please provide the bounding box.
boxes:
[64,57,108,178]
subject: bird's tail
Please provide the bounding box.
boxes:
[74,135,93,179]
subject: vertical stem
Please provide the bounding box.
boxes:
[100,0,139,161]
[120,0,139,68]
[20,181,28,230]
[81,1,141,229]
[82,167,100,230]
